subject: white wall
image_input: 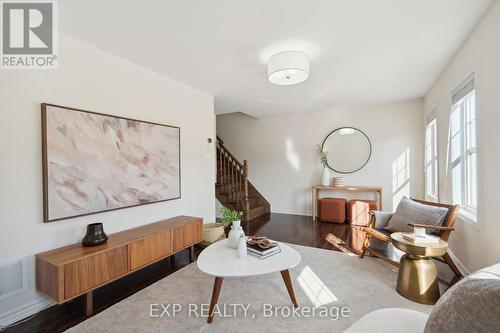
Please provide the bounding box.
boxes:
[217,99,424,216]
[424,1,500,271]
[0,34,215,325]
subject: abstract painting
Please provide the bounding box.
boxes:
[42,104,180,222]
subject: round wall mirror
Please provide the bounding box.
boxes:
[321,127,372,174]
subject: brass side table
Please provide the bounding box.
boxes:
[391,232,448,305]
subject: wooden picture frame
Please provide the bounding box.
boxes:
[41,103,181,222]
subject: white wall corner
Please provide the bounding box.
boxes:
[215,199,223,218]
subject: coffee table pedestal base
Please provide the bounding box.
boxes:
[396,254,440,305]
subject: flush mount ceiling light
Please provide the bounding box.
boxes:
[267,51,309,85]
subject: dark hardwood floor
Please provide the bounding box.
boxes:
[244,213,364,254]
[4,214,359,333]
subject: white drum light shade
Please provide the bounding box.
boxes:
[268,51,309,85]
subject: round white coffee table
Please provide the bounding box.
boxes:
[197,239,302,323]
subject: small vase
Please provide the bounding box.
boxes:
[228,220,243,248]
[82,223,108,247]
[321,166,331,186]
[237,235,247,258]
[232,220,241,229]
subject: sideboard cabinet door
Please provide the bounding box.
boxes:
[90,246,128,287]
[64,246,128,299]
[64,258,91,299]
[173,220,202,252]
[129,230,173,270]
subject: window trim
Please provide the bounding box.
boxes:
[450,87,478,224]
[458,207,478,227]
[424,110,439,202]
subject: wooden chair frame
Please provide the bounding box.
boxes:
[356,198,463,278]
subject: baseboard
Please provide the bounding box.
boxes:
[448,249,470,276]
[0,298,54,328]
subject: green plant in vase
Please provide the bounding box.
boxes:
[315,144,328,167]
[315,144,331,186]
[220,206,244,248]
[219,206,244,226]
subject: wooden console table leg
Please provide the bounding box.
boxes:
[312,188,317,222]
[189,245,195,262]
[207,277,223,323]
[85,291,93,316]
[280,270,298,307]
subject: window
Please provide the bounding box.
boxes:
[450,73,477,222]
[425,110,438,201]
[392,148,410,209]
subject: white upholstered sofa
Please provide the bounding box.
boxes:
[344,263,500,333]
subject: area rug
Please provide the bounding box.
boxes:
[66,244,432,332]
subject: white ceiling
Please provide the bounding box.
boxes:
[59,0,493,118]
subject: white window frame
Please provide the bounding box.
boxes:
[450,75,478,223]
[424,111,438,202]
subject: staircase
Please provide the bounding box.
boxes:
[216,137,270,222]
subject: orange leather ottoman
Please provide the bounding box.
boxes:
[319,198,346,223]
[347,200,379,225]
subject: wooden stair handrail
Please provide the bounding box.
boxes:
[216,138,249,212]
[217,137,244,169]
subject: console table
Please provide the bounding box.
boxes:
[36,215,202,315]
[312,185,382,221]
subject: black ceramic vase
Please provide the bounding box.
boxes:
[82,223,108,246]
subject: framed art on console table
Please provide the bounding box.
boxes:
[41,103,181,222]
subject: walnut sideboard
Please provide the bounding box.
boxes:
[36,215,202,315]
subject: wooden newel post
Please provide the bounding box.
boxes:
[243,160,250,219]
[243,160,248,196]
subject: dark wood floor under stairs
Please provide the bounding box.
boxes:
[3,214,376,333]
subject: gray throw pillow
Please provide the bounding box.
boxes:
[385,197,448,233]
[425,264,500,333]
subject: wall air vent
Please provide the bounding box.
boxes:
[0,257,26,300]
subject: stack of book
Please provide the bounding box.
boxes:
[331,177,345,186]
[247,241,281,259]
[402,232,439,244]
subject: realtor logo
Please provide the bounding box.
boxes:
[1,1,57,69]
